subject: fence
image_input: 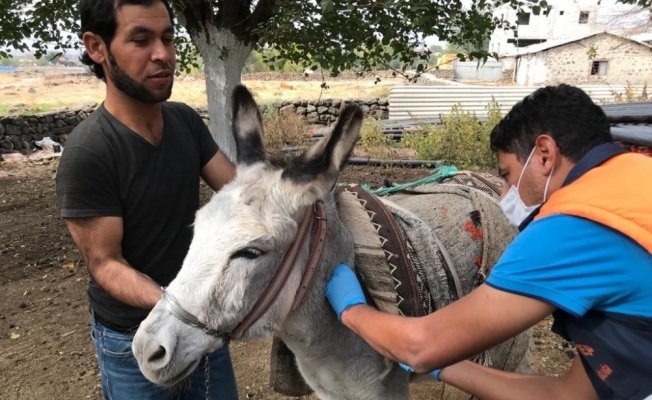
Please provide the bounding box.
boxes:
[388,85,649,120]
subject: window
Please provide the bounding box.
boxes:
[591,61,608,76]
[579,11,589,24]
[517,12,531,25]
[559,11,564,15]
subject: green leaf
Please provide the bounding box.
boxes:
[10,333,20,340]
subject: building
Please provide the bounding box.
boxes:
[489,0,600,57]
[500,32,652,86]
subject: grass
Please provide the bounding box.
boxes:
[0,103,58,115]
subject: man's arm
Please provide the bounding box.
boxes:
[64,216,162,309]
[201,150,235,191]
[436,357,598,400]
[340,284,555,372]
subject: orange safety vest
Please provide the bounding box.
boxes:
[535,152,652,254]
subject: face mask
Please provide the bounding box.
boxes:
[500,148,554,227]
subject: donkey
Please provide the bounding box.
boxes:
[132,85,528,400]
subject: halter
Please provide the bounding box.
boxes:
[161,201,328,344]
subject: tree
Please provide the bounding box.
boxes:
[1,0,646,160]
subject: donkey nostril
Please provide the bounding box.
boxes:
[148,346,166,363]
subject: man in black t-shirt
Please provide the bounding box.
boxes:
[55,1,238,399]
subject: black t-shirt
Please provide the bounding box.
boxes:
[56,102,219,327]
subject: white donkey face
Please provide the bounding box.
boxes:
[133,84,362,387]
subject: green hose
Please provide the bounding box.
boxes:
[361,165,459,196]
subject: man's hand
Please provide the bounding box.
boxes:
[324,264,367,321]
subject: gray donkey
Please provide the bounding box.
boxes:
[132,85,531,400]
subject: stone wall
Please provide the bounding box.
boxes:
[262,97,388,123]
[0,99,388,153]
[194,97,388,125]
[242,70,398,81]
[240,68,455,82]
[542,33,652,85]
[0,105,96,153]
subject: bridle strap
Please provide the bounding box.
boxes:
[162,201,328,343]
[161,290,232,343]
[291,201,328,310]
[230,202,317,340]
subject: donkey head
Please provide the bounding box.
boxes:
[132,85,362,386]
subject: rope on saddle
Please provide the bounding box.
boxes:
[440,171,503,202]
[363,165,459,196]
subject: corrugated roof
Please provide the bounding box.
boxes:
[631,32,652,43]
[501,31,652,57]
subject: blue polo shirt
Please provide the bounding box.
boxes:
[487,214,652,319]
[486,214,652,399]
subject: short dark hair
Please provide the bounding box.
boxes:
[78,0,174,81]
[490,84,612,163]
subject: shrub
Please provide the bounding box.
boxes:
[262,108,310,157]
[401,99,501,170]
[610,82,648,103]
[359,117,395,160]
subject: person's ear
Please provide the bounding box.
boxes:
[82,32,107,65]
[534,135,558,176]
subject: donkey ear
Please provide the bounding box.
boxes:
[232,84,266,165]
[282,104,363,201]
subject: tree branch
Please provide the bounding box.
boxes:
[216,0,250,38]
[246,0,276,34]
[179,0,214,37]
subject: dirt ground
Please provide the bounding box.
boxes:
[0,155,574,400]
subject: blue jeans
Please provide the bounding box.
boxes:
[90,312,239,400]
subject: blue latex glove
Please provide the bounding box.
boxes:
[399,363,442,382]
[324,264,367,321]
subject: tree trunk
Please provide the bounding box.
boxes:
[192,27,252,162]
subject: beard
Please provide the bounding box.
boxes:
[107,51,173,104]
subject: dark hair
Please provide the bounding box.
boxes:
[78,0,174,81]
[490,84,612,163]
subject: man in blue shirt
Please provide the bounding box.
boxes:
[325,84,652,400]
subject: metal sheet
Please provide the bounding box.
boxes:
[388,85,649,120]
[611,124,652,147]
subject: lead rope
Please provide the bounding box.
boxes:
[205,353,210,400]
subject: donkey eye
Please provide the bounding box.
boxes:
[231,248,264,260]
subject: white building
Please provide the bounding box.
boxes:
[489,0,600,57]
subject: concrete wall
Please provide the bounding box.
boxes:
[0,98,388,153]
[514,34,652,85]
[454,61,504,81]
[489,0,599,56]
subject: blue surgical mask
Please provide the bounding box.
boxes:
[500,148,554,227]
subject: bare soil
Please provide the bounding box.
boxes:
[0,67,404,113]
[0,157,573,400]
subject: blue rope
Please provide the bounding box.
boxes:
[361,165,459,196]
